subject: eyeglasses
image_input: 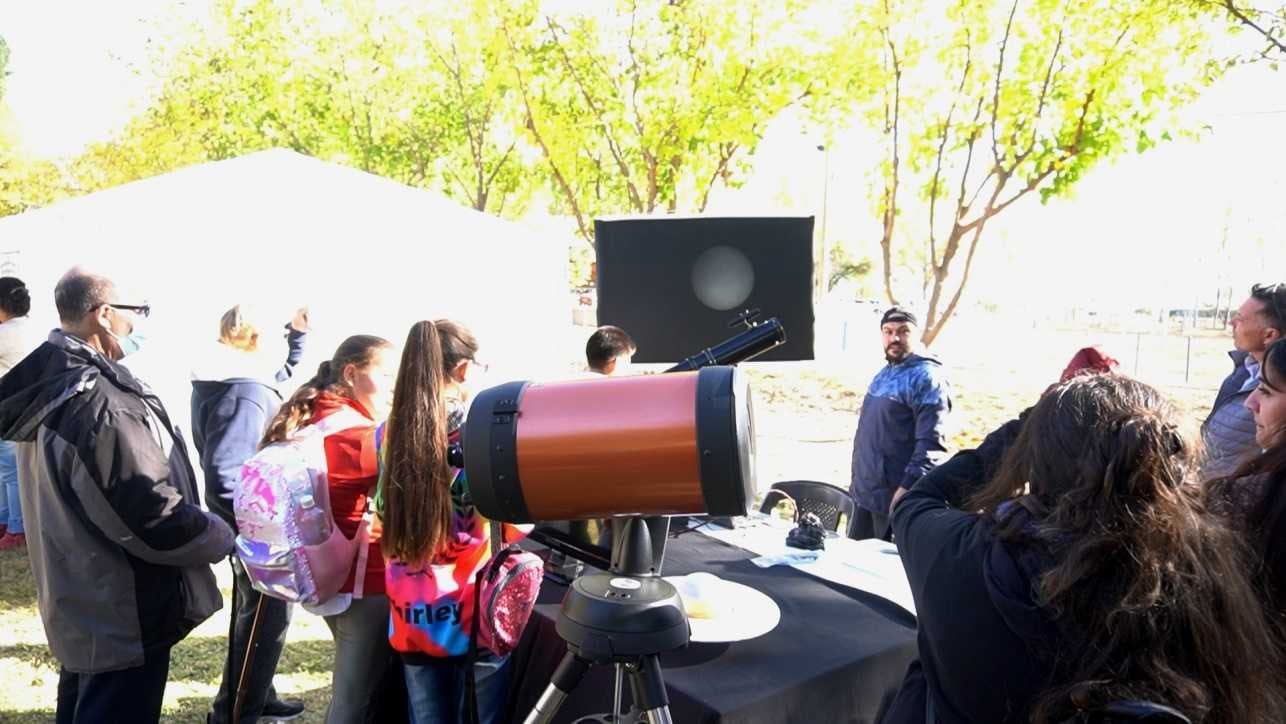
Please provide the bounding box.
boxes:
[108,303,151,318]
[470,359,490,374]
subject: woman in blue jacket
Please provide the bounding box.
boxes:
[191,305,308,724]
[884,374,1286,723]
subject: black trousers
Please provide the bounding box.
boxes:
[57,647,171,724]
[209,557,292,724]
[851,507,892,541]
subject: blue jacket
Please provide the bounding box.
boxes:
[850,353,951,514]
[1201,351,1259,481]
[190,328,305,529]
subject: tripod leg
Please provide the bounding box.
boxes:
[627,655,673,724]
[523,651,591,724]
[613,664,624,722]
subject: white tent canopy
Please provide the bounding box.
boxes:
[0,149,571,413]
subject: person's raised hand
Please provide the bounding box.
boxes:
[289,307,310,333]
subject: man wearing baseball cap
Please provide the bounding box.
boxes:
[849,306,953,539]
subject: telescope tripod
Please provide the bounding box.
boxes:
[526,651,673,724]
[523,516,687,724]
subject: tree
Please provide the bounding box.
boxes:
[1200,1,1286,58]
[844,0,1228,346]
[827,244,874,292]
[77,0,539,216]
[0,35,71,217]
[504,0,833,240]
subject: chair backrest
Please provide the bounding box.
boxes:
[759,480,856,533]
[1061,700,1192,724]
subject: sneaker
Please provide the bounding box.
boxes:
[0,533,24,551]
[261,698,305,721]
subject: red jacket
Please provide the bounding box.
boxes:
[312,392,385,596]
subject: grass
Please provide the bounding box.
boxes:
[0,548,337,723]
[0,357,1220,722]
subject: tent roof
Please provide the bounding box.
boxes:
[0,149,572,396]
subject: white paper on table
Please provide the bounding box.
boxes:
[699,516,917,617]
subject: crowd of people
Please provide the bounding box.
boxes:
[1,265,1286,724]
[849,285,1286,723]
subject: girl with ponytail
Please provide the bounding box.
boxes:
[378,320,527,724]
[260,334,399,724]
[0,276,34,551]
[883,373,1286,724]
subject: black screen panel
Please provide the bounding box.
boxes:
[595,216,815,362]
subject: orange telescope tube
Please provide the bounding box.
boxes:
[462,366,756,522]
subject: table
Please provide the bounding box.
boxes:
[505,528,919,724]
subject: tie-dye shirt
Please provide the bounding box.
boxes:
[378,407,529,658]
[384,471,527,657]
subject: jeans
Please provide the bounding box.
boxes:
[0,438,23,533]
[404,650,510,724]
[323,594,393,724]
[56,646,171,724]
[209,558,292,724]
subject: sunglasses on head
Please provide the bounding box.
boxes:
[1254,284,1286,325]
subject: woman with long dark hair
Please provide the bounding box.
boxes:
[884,373,1286,723]
[378,320,528,724]
[1210,337,1286,617]
[260,334,399,724]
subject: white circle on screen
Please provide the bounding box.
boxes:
[691,245,754,311]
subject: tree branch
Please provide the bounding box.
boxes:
[878,8,903,306]
[698,142,738,212]
[924,215,987,346]
[545,17,645,211]
[484,140,518,190]
[954,96,986,218]
[928,29,973,269]
[503,21,591,240]
[989,0,1020,167]
[1221,0,1286,55]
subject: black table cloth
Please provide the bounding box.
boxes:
[505,529,919,724]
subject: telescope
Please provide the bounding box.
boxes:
[665,309,785,372]
[461,312,786,724]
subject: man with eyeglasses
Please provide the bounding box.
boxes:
[0,267,233,723]
[1202,283,1286,480]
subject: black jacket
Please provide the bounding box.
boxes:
[190,327,306,529]
[0,331,232,672]
[883,412,1059,723]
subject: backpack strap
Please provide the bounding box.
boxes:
[351,500,373,599]
[308,407,370,438]
[467,556,485,724]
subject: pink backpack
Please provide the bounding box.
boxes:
[466,520,543,724]
[472,519,543,656]
[233,409,372,605]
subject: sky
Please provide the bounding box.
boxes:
[2,1,1284,316]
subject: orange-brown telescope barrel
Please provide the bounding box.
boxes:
[462,366,756,522]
